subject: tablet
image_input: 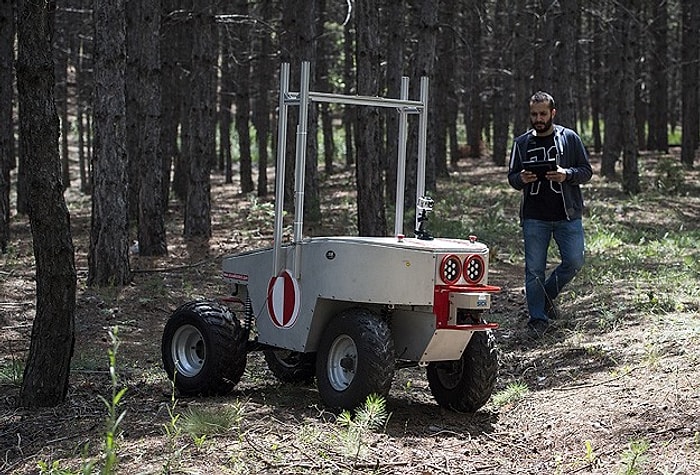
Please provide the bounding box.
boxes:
[522,159,557,179]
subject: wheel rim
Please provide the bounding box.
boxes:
[171,324,205,377]
[326,334,357,391]
[435,359,464,390]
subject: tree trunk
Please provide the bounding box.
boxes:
[463,0,483,159]
[234,0,254,194]
[620,0,639,194]
[511,0,535,135]
[218,31,232,181]
[16,0,76,408]
[384,0,406,204]
[129,0,167,256]
[681,0,699,168]
[316,0,336,176]
[432,0,453,178]
[159,0,183,208]
[342,18,355,170]
[600,2,622,179]
[491,0,512,166]
[551,0,578,129]
[647,0,668,152]
[355,0,386,237]
[185,5,216,238]
[251,0,273,197]
[0,0,14,252]
[89,0,131,286]
[280,0,320,225]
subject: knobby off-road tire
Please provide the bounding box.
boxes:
[316,308,395,410]
[263,349,316,384]
[427,329,498,412]
[162,300,247,396]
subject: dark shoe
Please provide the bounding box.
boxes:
[527,319,550,339]
[544,299,558,320]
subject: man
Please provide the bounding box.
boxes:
[507,91,592,338]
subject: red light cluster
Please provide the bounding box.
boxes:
[439,254,485,285]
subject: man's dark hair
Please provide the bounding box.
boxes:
[529,91,555,110]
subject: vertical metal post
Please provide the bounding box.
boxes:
[293,61,311,278]
[272,63,290,277]
[415,76,429,234]
[394,77,410,237]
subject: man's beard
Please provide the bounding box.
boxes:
[531,117,553,133]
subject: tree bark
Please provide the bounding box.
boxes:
[0,0,14,252]
[600,2,622,179]
[185,4,216,238]
[355,0,386,237]
[251,0,273,197]
[620,0,639,194]
[16,0,76,408]
[233,0,254,194]
[89,0,131,286]
[647,0,668,152]
[128,0,167,256]
[384,0,406,204]
[681,0,699,168]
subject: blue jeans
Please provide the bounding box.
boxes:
[523,218,585,322]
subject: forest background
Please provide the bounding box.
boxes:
[0,0,699,473]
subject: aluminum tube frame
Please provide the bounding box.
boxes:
[272,61,428,278]
[292,62,311,278]
[415,76,430,234]
[272,63,290,276]
[394,77,410,237]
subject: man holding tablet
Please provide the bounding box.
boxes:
[507,91,593,338]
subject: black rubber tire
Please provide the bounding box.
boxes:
[162,300,247,396]
[316,308,395,410]
[263,349,316,384]
[427,330,498,412]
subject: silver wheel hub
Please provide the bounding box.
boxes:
[327,335,357,391]
[172,324,205,377]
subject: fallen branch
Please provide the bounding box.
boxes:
[553,365,643,391]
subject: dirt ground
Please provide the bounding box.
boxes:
[1,156,699,475]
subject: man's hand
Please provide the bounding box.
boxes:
[545,166,568,183]
[520,170,538,184]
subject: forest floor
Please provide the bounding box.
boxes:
[1,151,699,475]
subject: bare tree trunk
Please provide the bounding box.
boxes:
[16,0,76,408]
[343,18,355,170]
[185,4,216,238]
[219,30,233,182]
[128,0,166,256]
[647,0,668,152]
[431,0,453,178]
[159,0,183,208]
[589,7,603,154]
[280,0,320,224]
[511,0,535,135]
[681,0,699,168]
[89,0,131,286]
[405,0,438,217]
[384,0,406,203]
[491,0,512,166]
[600,2,622,179]
[462,0,483,159]
[251,0,273,197]
[551,0,578,129]
[0,0,14,252]
[620,1,639,194]
[233,0,254,194]
[355,0,386,237]
[316,0,336,176]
